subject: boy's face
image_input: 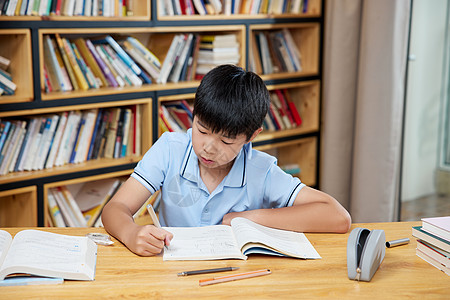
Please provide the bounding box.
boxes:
[192,116,254,171]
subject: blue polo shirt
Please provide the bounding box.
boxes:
[131,129,305,227]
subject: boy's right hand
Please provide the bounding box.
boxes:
[126,225,173,256]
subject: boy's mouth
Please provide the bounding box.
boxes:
[200,156,214,165]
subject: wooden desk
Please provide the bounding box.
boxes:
[1,222,448,298]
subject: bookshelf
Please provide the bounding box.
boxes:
[0,0,324,227]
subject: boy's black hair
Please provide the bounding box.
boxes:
[193,64,270,141]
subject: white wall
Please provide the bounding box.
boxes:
[401,0,447,201]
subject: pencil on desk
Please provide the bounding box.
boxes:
[199,269,271,286]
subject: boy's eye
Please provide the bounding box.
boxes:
[221,140,233,145]
[198,129,207,134]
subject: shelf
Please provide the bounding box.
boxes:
[0,98,152,186]
[0,186,37,227]
[255,80,320,142]
[38,26,246,101]
[0,29,33,104]
[0,3,323,226]
[249,22,320,80]
[156,0,322,20]
[0,2,150,21]
[254,136,317,186]
[43,170,131,227]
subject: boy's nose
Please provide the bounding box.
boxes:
[203,139,217,154]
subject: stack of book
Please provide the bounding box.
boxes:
[195,34,240,79]
[47,177,124,227]
[0,54,16,96]
[159,100,193,133]
[0,105,141,175]
[0,0,135,17]
[157,33,202,84]
[263,89,302,132]
[43,34,159,93]
[412,216,450,276]
[251,29,302,75]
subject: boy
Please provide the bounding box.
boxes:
[102,65,351,256]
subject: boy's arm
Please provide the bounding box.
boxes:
[101,177,173,256]
[222,186,351,233]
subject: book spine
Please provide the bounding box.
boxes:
[85,39,118,87]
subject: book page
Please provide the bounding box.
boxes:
[163,225,246,260]
[0,230,97,280]
[0,230,12,268]
[231,217,321,259]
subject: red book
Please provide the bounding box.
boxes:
[288,102,302,126]
[55,0,63,15]
[268,104,282,130]
[276,89,294,125]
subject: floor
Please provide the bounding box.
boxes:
[400,194,450,221]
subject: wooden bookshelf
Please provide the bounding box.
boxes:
[0,186,37,227]
[157,0,322,20]
[43,170,131,227]
[249,23,320,80]
[255,137,317,186]
[256,80,321,142]
[0,29,33,104]
[0,1,150,21]
[38,26,246,100]
[0,0,324,226]
[0,98,152,186]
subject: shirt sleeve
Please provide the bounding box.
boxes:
[263,162,305,208]
[131,132,171,194]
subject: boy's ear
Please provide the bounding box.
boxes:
[248,127,263,143]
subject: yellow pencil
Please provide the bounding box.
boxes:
[199,269,271,286]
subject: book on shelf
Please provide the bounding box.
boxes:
[252,29,302,75]
[158,34,186,84]
[163,217,321,261]
[195,34,240,77]
[74,38,108,88]
[47,190,66,227]
[54,33,80,91]
[0,0,134,16]
[0,54,10,70]
[49,187,81,227]
[159,105,184,133]
[0,68,16,96]
[283,89,303,126]
[157,0,310,16]
[0,229,97,281]
[77,178,123,227]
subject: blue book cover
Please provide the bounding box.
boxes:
[87,109,103,160]
[14,119,32,172]
[102,36,143,76]
[0,121,11,154]
[0,276,63,287]
[69,116,85,164]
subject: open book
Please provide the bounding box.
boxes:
[163,217,321,260]
[0,229,97,281]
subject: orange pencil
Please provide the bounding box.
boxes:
[199,269,271,286]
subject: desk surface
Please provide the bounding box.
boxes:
[1,222,448,299]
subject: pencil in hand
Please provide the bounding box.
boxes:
[146,204,169,249]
